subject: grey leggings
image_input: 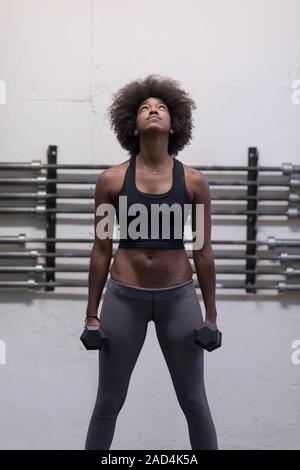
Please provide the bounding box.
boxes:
[85,277,218,450]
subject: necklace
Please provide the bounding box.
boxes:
[140,157,174,175]
[143,165,159,175]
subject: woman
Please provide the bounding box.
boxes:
[84,74,219,450]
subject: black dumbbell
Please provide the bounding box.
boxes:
[80,316,108,350]
[194,323,222,352]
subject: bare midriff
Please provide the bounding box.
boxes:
[110,248,193,288]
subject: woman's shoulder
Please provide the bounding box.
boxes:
[102,158,131,202]
[181,161,208,203]
[182,161,207,182]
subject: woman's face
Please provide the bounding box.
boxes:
[135,96,172,135]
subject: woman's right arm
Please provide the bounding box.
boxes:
[85,169,114,326]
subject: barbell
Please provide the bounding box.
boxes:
[0,234,299,248]
[0,160,299,174]
[0,279,299,292]
[0,204,299,217]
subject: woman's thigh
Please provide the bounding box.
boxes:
[153,289,205,397]
[98,286,151,394]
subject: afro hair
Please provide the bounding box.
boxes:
[106,74,197,158]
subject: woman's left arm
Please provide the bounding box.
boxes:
[191,170,218,325]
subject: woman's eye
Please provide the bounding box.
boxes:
[140,104,166,111]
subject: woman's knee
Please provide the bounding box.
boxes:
[93,394,124,418]
[180,392,209,415]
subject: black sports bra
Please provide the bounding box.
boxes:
[112,156,191,249]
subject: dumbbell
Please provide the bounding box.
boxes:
[194,323,222,352]
[80,316,108,350]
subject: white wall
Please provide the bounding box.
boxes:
[0,0,299,450]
